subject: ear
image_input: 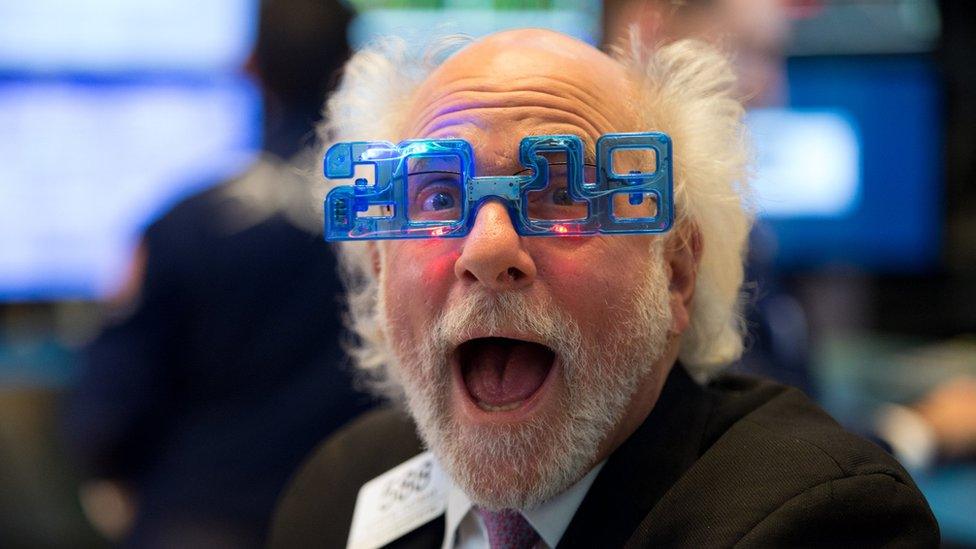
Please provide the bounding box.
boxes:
[664,223,703,335]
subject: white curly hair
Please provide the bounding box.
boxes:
[315,31,753,391]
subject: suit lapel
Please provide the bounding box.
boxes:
[386,516,446,549]
[556,366,713,549]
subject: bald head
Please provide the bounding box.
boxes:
[400,29,639,166]
[410,29,629,99]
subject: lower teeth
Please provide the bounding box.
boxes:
[477,400,523,412]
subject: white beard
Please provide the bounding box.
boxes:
[381,249,673,510]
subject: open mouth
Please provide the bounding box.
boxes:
[456,337,556,413]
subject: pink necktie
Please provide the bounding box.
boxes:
[475,507,540,549]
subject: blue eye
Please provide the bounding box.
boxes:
[408,169,461,217]
[423,191,456,211]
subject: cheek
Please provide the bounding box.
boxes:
[382,242,460,341]
[533,236,655,335]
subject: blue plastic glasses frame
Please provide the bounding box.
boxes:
[323,132,673,241]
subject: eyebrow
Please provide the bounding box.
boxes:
[404,136,598,173]
[550,131,597,164]
[406,156,462,174]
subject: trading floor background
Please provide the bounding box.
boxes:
[1,0,975,546]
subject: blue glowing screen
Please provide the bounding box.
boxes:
[0,0,257,73]
[751,55,941,272]
[0,0,260,301]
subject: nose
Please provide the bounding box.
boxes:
[454,201,537,291]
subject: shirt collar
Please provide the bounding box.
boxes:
[441,461,606,549]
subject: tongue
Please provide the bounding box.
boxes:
[463,339,552,407]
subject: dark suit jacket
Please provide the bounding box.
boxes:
[270,366,939,548]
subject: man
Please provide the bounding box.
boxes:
[63,1,372,547]
[271,29,938,547]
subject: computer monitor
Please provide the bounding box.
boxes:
[0,0,260,301]
[347,0,603,47]
[0,79,259,300]
[0,0,256,74]
[748,54,942,272]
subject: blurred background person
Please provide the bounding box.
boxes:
[877,375,976,471]
[61,0,374,547]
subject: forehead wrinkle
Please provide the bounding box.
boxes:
[424,122,598,168]
[410,75,627,123]
[415,105,605,153]
[518,74,634,127]
[407,75,631,140]
[414,91,618,140]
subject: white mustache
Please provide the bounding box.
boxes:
[429,290,582,361]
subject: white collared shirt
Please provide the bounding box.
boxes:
[441,462,606,549]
